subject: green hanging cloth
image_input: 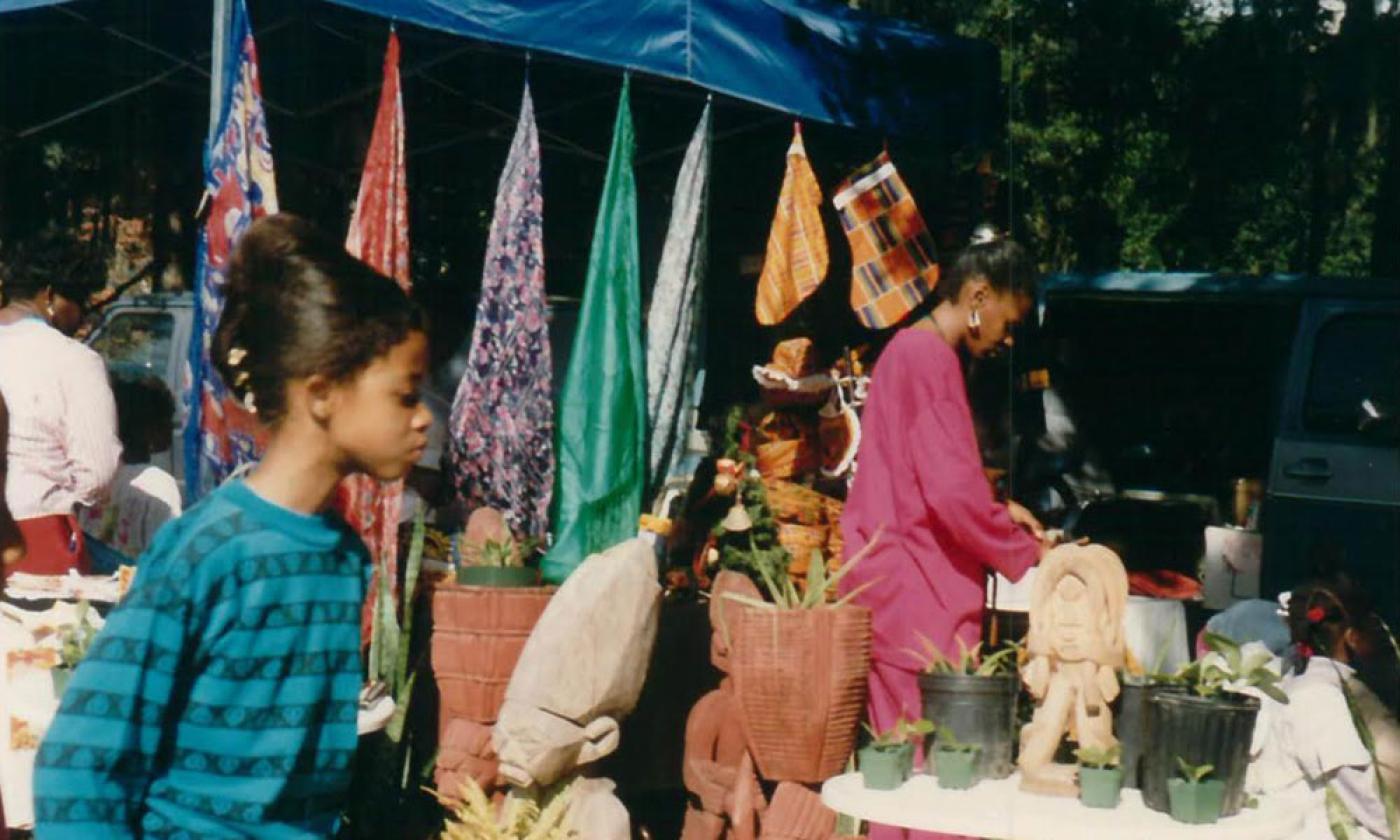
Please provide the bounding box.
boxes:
[542,76,646,584]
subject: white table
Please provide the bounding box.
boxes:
[821,772,1305,840]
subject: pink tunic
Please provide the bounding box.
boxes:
[840,328,1039,840]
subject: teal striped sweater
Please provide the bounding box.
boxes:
[34,479,368,839]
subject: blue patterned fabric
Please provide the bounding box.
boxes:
[33,480,367,839]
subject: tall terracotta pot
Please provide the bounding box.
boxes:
[726,603,872,783]
[431,583,553,729]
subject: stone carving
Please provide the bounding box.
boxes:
[492,538,662,838]
[1018,544,1129,796]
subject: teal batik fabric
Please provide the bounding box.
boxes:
[33,479,368,839]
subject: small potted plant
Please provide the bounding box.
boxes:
[858,717,933,790]
[456,534,541,588]
[1168,757,1225,825]
[1074,743,1124,809]
[52,599,97,697]
[908,634,1020,780]
[932,725,981,790]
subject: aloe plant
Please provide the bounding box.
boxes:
[906,632,1020,677]
[1074,743,1122,769]
[344,508,435,835]
[863,716,934,749]
[1175,757,1215,784]
[468,535,541,569]
[721,525,883,611]
[935,726,979,754]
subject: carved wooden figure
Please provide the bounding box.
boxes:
[681,571,767,840]
[1018,544,1129,796]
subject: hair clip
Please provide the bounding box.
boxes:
[1306,606,1327,624]
[969,224,1002,246]
[241,390,258,414]
[227,346,248,368]
[233,371,250,388]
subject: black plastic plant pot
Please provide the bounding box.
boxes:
[934,749,979,790]
[1078,766,1124,809]
[858,743,913,790]
[1115,679,1187,789]
[918,672,1018,780]
[1141,691,1259,816]
[1168,778,1225,824]
[456,566,540,588]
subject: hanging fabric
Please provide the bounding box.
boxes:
[542,76,645,584]
[183,0,279,498]
[447,83,555,540]
[645,102,711,494]
[338,28,411,641]
[754,123,828,326]
[834,150,939,330]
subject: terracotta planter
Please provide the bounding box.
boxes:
[727,603,872,783]
[432,583,552,729]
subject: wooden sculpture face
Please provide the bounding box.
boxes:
[1049,572,1095,662]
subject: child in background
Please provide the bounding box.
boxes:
[79,375,182,564]
[34,213,433,839]
[1248,575,1400,839]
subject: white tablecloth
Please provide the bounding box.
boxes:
[822,772,1305,840]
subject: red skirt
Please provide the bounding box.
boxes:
[4,514,90,578]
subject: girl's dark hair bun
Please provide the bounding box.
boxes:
[212,213,423,425]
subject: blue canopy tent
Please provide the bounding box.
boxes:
[0,0,996,141]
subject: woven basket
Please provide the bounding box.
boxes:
[726,604,872,783]
[432,583,553,729]
[764,480,828,526]
[778,522,828,571]
[757,440,818,480]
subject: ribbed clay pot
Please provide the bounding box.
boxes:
[726,603,872,783]
[431,583,552,729]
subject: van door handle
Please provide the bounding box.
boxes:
[1284,457,1332,481]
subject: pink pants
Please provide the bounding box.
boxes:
[867,660,968,840]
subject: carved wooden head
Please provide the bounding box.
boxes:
[1027,544,1129,667]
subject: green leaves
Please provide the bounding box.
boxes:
[1175,756,1215,784]
[1074,743,1122,769]
[906,632,1020,676]
[935,726,979,754]
[864,716,936,748]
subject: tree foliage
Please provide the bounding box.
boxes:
[855,0,1399,277]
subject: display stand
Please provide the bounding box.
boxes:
[820,772,1305,840]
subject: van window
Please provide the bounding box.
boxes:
[90,311,175,376]
[1303,313,1400,442]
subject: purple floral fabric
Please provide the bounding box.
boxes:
[447,85,554,538]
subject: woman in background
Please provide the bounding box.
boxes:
[840,233,1051,840]
[0,229,119,576]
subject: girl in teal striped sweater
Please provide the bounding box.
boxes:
[35,214,433,839]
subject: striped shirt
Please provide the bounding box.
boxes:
[0,319,121,519]
[34,479,369,839]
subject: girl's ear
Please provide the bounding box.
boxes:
[303,373,337,424]
[961,276,991,308]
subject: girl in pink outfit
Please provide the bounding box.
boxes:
[840,235,1048,840]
